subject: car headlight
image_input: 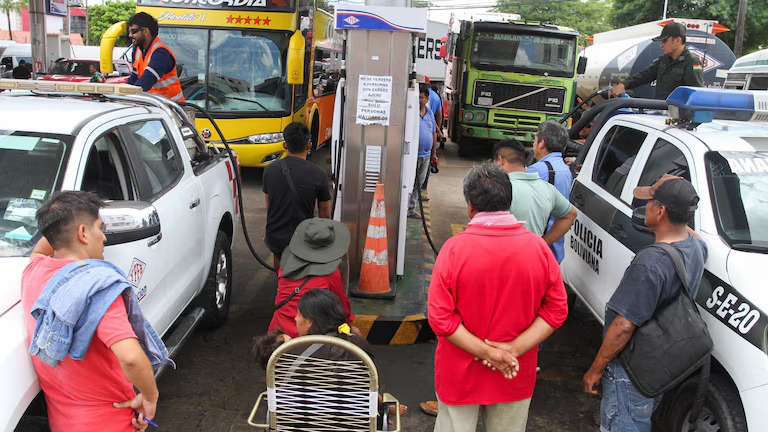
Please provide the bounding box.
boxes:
[475,111,486,122]
[463,111,474,121]
[247,132,284,144]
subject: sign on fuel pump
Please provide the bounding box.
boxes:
[331,5,427,289]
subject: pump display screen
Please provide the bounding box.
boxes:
[471,31,577,78]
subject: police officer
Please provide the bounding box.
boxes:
[126,12,185,103]
[612,22,703,100]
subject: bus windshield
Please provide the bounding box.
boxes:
[161,27,291,115]
[471,31,577,78]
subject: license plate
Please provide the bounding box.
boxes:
[477,96,493,106]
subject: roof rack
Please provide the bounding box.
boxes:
[0,79,143,95]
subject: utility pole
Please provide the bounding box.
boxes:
[85,0,89,45]
[734,0,748,57]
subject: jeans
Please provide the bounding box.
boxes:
[600,360,659,432]
[409,156,430,213]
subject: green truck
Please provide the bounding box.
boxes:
[443,19,585,155]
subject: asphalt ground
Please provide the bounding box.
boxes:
[151,140,604,431]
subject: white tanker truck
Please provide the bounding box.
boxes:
[577,18,736,102]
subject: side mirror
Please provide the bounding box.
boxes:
[439,44,447,61]
[101,202,161,246]
[287,30,306,85]
[631,206,654,235]
[577,57,588,75]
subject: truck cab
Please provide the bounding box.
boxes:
[0,80,239,431]
[563,88,768,431]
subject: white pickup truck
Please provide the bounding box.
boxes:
[562,88,768,431]
[0,81,240,431]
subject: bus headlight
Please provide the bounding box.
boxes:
[475,111,486,122]
[463,111,474,121]
[247,132,284,144]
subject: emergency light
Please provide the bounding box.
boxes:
[666,86,768,126]
[0,79,143,95]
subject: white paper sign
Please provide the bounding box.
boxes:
[357,75,393,126]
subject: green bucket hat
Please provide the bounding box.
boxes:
[281,218,351,280]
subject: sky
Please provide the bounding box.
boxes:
[329,0,495,24]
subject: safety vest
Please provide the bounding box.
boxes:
[133,37,185,103]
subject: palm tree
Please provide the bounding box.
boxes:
[1,0,27,41]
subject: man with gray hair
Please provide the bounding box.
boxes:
[428,162,568,432]
[527,120,573,263]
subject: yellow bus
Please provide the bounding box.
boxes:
[103,0,340,167]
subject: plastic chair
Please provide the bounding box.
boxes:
[248,335,400,432]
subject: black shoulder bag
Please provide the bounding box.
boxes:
[279,159,314,220]
[274,276,313,310]
[619,242,713,399]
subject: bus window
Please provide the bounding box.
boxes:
[159,27,208,109]
[748,76,768,91]
[209,30,291,114]
[313,49,339,97]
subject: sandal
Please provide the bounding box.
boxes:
[419,400,438,417]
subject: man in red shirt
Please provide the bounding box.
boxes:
[428,162,568,432]
[21,191,158,432]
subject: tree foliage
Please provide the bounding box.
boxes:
[1,0,27,41]
[87,0,136,46]
[610,0,767,54]
[497,0,614,38]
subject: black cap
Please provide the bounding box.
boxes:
[653,22,687,42]
[633,175,699,213]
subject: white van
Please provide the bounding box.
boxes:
[722,48,768,91]
[0,44,31,78]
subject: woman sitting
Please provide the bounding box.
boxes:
[268,218,356,338]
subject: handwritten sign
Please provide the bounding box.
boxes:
[357,75,392,126]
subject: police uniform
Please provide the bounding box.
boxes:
[622,49,704,100]
[620,22,704,100]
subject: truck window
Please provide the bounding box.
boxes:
[81,132,137,201]
[128,120,183,196]
[592,125,647,200]
[748,76,768,91]
[632,138,691,207]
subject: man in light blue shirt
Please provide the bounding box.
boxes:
[526,120,573,262]
[408,87,437,218]
[494,140,576,241]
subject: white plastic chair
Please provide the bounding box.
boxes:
[248,334,400,431]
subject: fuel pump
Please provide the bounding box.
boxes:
[330,5,428,286]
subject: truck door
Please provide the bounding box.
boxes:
[120,118,206,335]
[564,122,652,321]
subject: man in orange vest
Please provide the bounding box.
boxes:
[126,12,185,103]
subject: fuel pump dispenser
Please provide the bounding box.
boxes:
[330,5,428,292]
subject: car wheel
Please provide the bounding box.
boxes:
[194,231,233,329]
[663,373,747,432]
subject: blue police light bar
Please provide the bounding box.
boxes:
[666,87,768,124]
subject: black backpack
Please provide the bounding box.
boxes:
[619,242,713,399]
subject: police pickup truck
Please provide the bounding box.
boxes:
[0,80,240,431]
[562,87,768,431]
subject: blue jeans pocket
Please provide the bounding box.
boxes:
[627,385,654,420]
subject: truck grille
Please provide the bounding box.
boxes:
[490,112,544,130]
[473,80,566,114]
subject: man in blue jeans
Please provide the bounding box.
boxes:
[408,87,437,219]
[526,120,572,263]
[582,176,707,431]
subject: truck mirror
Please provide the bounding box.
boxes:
[577,57,588,75]
[631,206,654,235]
[440,44,447,60]
[287,30,306,85]
[101,202,162,246]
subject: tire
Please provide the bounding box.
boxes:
[662,373,747,432]
[308,117,319,157]
[194,231,233,329]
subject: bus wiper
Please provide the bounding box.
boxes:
[227,96,275,117]
[731,243,768,254]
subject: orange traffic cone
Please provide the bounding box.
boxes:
[351,183,395,299]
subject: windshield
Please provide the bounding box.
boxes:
[471,31,577,78]
[160,27,291,115]
[706,151,768,248]
[0,132,69,257]
[50,61,98,75]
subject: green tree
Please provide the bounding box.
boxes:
[87,0,136,46]
[611,0,768,54]
[497,0,614,38]
[1,0,27,41]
